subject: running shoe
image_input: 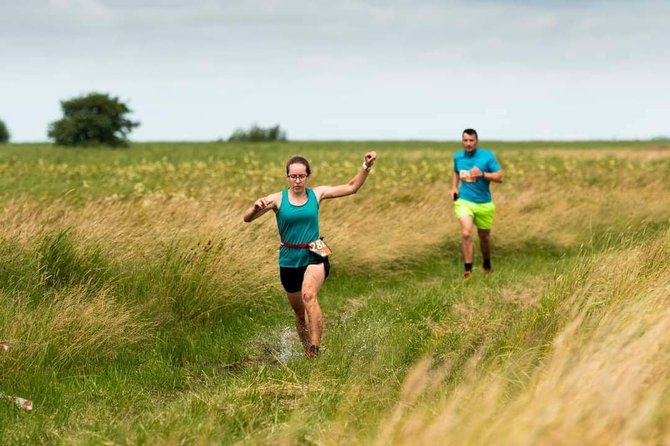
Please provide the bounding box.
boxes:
[463,270,473,279]
[306,345,320,358]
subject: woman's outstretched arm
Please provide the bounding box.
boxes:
[315,151,377,201]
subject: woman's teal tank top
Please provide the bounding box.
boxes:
[276,188,320,267]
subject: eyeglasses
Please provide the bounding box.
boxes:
[287,174,309,180]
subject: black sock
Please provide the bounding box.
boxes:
[464,263,473,272]
[483,259,492,270]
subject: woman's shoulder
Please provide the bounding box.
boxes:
[267,190,284,211]
[308,186,326,203]
[266,190,284,200]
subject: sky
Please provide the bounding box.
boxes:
[1,0,669,142]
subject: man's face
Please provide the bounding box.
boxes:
[462,133,478,152]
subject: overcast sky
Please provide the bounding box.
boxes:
[1,0,669,142]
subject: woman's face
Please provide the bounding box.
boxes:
[286,162,310,192]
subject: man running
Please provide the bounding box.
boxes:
[451,129,503,278]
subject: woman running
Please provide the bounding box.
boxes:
[243,151,377,358]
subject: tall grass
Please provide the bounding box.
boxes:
[373,230,670,445]
[0,141,668,444]
[0,286,152,379]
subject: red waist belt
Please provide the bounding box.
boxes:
[280,241,311,249]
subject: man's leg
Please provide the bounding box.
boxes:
[460,216,475,275]
[473,202,495,273]
[478,228,493,272]
[286,291,310,350]
[302,263,327,352]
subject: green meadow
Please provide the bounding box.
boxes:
[0,141,668,445]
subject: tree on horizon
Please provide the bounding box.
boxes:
[0,119,9,144]
[48,92,140,147]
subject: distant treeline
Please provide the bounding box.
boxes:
[227,124,287,143]
[1,92,288,147]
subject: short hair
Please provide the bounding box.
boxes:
[286,155,311,176]
[463,128,478,139]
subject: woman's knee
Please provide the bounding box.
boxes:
[302,289,316,303]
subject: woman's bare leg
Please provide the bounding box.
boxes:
[302,263,326,348]
[286,291,310,350]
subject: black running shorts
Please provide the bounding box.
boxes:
[279,256,330,293]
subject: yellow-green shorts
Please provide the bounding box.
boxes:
[454,199,496,230]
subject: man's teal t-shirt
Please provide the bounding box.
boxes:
[453,148,501,203]
[275,188,320,267]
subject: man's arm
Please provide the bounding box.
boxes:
[482,170,503,183]
[451,171,460,200]
[470,166,503,183]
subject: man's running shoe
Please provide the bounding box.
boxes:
[463,270,473,279]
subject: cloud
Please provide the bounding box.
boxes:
[1,0,668,140]
[48,0,110,18]
[4,0,668,74]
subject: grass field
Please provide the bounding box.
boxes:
[0,141,668,445]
